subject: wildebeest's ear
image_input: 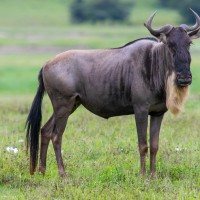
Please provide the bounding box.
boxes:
[189,28,200,39]
[159,33,167,43]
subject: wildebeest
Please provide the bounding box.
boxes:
[26,9,200,178]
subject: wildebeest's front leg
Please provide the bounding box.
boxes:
[134,106,149,176]
[150,114,164,179]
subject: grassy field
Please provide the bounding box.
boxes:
[0,96,200,199]
[0,0,200,199]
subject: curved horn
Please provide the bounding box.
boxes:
[144,11,173,37]
[180,9,200,32]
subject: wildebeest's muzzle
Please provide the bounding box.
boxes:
[176,71,192,86]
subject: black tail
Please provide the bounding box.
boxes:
[26,68,45,174]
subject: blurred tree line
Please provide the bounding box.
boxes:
[159,0,200,23]
[70,0,200,24]
[70,0,134,23]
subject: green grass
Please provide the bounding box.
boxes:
[0,0,70,27]
[0,25,152,49]
[0,55,51,94]
[0,96,200,199]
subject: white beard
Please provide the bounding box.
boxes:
[166,72,189,115]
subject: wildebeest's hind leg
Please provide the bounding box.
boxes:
[150,114,164,179]
[134,106,149,176]
[39,115,55,175]
[50,95,78,177]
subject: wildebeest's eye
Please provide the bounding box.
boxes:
[167,41,176,54]
[167,41,175,47]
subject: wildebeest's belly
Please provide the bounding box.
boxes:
[79,95,134,119]
[82,101,167,119]
[79,88,167,118]
[79,94,167,118]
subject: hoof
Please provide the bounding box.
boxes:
[59,170,67,178]
[38,166,46,176]
[151,173,157,179]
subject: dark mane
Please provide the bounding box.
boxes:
[150,43,173,97]
[113,37,158,49]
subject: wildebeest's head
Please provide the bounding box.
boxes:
[145,9,200,87]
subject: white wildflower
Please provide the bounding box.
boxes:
[13,148,18,153]
[175,147,182,152]
[6,147,18,154]
[6,147,11,152]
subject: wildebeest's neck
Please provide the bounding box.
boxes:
[150,43,173,97]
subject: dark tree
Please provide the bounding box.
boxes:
[70,0,134,23]
[70,0,86,23]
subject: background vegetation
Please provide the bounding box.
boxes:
[0,0,200,199]
[70,0,135,23]
[159,0,200,23]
